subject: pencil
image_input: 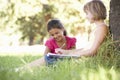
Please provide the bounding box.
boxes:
[60,43,65,48]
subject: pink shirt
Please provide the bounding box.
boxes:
[45,36,76,54]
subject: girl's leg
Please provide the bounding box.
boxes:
[24,56,45,68]
[15,57,46,72]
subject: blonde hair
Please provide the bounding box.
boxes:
[83,0,106,20]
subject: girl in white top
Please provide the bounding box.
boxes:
[55,0,109,57]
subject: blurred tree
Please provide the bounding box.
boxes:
[0,0,43,45]
[16,4,55,45]
[0,0,109,46]
[50,0,86,36]
[109,0,120,50]
[17,14,43,45]
[0,0,16,30]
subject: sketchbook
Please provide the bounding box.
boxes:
[47,53,80,59]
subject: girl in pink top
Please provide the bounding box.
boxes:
[16,19,76,70]
[45,36,76,54]
[44,19,76,65]
[44,19,76,55]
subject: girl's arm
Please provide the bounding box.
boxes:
[44,46,51,55]
[74,26,108,56]
[56,26,108,57]
[88,26,108,55]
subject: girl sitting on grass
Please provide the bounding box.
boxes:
[55,0,109,57]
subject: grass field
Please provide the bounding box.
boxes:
[0,39,120,80]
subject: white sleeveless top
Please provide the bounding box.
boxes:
[84,27,99,49]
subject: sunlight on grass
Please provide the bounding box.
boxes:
[0,45,45,56]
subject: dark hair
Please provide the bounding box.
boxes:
[47,19,67,36]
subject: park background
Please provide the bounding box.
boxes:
[0,0,120,80]
[0,0,110,55]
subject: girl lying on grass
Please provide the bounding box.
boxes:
[15,19,76,71]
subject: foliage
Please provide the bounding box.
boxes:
[0,0,110,45]
[0,0,16,30]
[15,1,56,45]
[16,13,46,45]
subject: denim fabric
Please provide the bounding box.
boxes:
[44,54,59,65]
[44,54,78,66]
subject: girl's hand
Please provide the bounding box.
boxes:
[55,48,63,54]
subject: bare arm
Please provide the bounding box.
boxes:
[56,26,108,57]
[55,42,76,54]
[77,25,108,56]
[44,46,51,55]
[89,26,108,55]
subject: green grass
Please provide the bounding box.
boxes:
[0,55,119,80]
[0,38,120,80]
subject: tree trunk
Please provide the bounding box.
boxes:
[109,0,120,50]
[29,36,34,45]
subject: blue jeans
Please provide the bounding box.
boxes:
[44,54,79,66]
[44,54,60,66]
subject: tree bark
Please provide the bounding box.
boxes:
[109,0,120,50]
[29,36,34,45]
